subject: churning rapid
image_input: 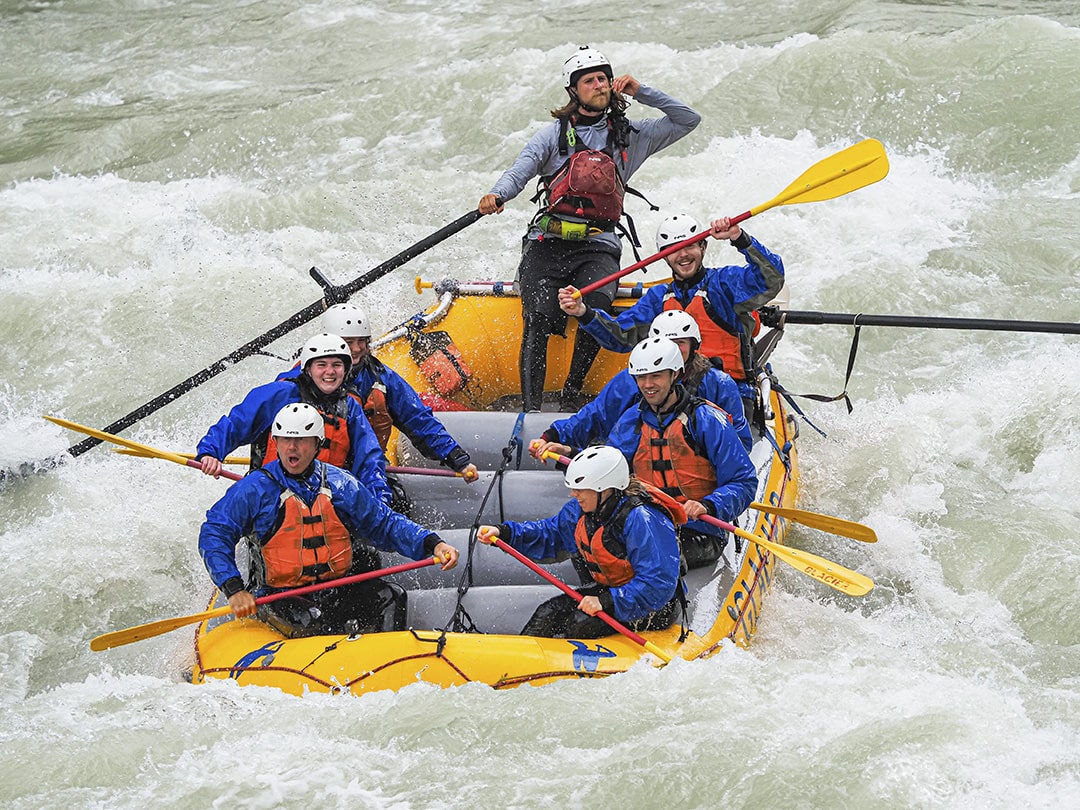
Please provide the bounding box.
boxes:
[2,1,1079,807]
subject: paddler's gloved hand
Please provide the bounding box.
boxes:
[758,305,782,329]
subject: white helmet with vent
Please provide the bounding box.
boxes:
[655,214,704,251]
[300,333,352,375]
[321,303,370,339]
[564,445,630,492]
[628,337,684,376]
[649,310,701,346]
[271,403,325,440]
[562,45,613,88]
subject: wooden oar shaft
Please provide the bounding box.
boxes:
[90,557,438,651]
[66,206,490,458]
[492,538,672,663]
[781,310,1080,336]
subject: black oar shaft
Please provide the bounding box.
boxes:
[782,310,1080,336]
[67,207,485,458]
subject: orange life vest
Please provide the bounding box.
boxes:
[258,466,352,588]
[573,490,685,587]
[633,406,718,502]
[662,293,758,382]
[264,409,350,469]
[362,382,393,451]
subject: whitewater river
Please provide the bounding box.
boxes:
[2,1,1079,807]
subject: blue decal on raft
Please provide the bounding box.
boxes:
[230,640,286,679]
[568,640,617,673]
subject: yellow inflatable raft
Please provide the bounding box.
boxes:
[190,279,799,695]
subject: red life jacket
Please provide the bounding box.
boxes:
[633,403,718,502]
[258,466,352,588]
[573,489,685,587]
[662,293,759,382]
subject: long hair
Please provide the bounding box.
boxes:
[623,476,646,498]
[681,350,711,393]
[550,89,629,120]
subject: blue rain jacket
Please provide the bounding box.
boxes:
[198,459,437,594]
[196,378,390,504]
[500,495,680,622]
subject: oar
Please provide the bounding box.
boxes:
[749,502,877,543]
[114,448,249,466]
[539,450,873,593]
[781,310,1080,336]
[44,416,246,481]
[64,204,495,459]
[90,557,439,651]
[490,538,673,664]
[113,447,464,479]
[701,515,873,597]
[576,138,889,297]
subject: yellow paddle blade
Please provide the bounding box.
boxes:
[731,525,874,597]
[113,448,250,466]
[748,138,889,217]
[750,502,878,543]
[43,416,191,467]
[90,605,233,651]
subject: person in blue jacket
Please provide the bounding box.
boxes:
[196,332,392,505]
[478,445,681,638]
[199,403,458,637]
[532,309,753,454]
[558,212,784,409]
[278,303,479,483]
[538,338,757,570]
[477,45,700,412]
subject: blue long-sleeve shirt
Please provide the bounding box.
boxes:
[548,365,752,451]
[606,391,757,537]
[499,495,680,622]
[198,460,438,594]
[489,85,701,255]
[196,379,391,504]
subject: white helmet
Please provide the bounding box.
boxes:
[649,310,701,346]
[300,333,352,375]
[271,403,325,441]
[628,337,685,376]
[321,303,370,339]
[655,213,704,251]
[562,45,613,88]
[564,445,630,492]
